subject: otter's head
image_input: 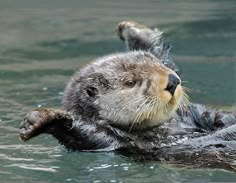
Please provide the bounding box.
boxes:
[63,51,188,128]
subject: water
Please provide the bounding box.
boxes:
[0,1,236,182]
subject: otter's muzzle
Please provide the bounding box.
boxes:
[165,74,180,96]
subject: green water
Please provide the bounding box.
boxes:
[0,1,236,182]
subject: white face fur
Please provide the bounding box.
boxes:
[91,51,188,128]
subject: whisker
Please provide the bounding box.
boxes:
[135,96,153,124]
[134,98,149,122]
[150,99,158,120]
[112,96,146,122]
[129,98,149,132]
[182,86,192,93]
[119,96,145,112]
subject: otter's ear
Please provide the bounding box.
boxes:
[86,86,98,97]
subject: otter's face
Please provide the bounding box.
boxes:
[63,52,188,127]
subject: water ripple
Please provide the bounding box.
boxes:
[5,164,59,172]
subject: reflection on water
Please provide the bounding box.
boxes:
[0,0,236,182]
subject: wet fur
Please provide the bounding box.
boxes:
[63,51,183,128]
[19,21,236,170]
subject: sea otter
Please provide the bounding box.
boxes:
[19,21,236,170]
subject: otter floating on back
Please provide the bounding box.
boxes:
[19,21,236,170]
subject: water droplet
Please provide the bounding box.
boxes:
[150,166,154,169]
[93,180,101,183]
[58,92,64,95]
[52,154,62,157]
[123,166,128,171]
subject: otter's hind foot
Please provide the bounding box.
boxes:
[19,108,71,141]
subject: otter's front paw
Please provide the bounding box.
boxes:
[20,109,55,141]
[116,21,152,41]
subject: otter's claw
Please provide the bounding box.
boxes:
[19,109,54,141]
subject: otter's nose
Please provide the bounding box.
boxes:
[165,74,180,96]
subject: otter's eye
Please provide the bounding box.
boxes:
[86,87,98,97]
[124,80,136,87]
